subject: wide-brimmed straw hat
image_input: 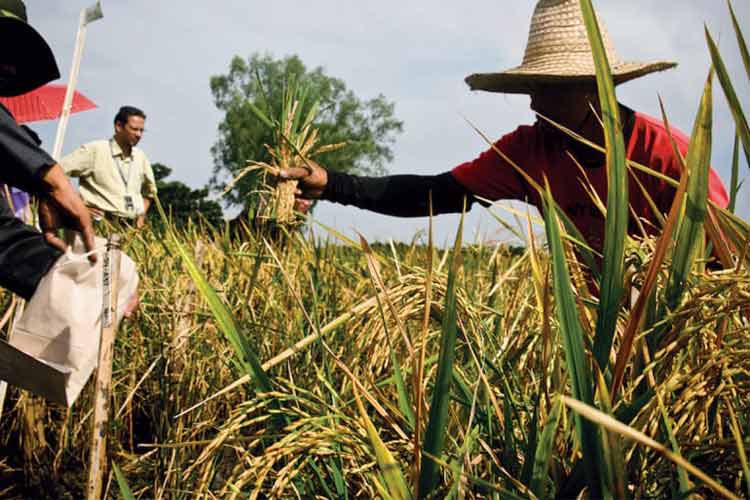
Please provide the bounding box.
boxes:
[0,0,60,97]
[465,0,677,94]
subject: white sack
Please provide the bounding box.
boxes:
[0,235,137,406]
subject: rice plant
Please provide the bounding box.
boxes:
[0,2,747,499]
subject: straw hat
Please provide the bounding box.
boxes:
[0,0,60,97]
[465,0,676,94]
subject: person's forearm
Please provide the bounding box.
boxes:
[143,197,152,214]
[321,171,474,217]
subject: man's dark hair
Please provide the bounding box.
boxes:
[114,105,146,126]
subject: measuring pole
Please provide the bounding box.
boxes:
[87,233,122,500]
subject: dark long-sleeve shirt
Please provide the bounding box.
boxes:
[0,103,62,299]
[321,171,475,217]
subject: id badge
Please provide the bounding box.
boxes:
[124,195,135,212]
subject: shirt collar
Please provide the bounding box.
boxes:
[110,137,131,159]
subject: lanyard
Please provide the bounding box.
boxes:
[109,141,132,191]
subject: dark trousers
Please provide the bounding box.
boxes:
[0,197,62,300]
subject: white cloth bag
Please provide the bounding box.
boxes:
[0,235,138,406]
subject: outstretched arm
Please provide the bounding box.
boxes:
[281,163,475,217]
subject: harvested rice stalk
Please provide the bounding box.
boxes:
[227,81,345,229]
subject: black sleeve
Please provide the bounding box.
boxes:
[0,196,61,299]
[321,171,477,217]
[0,106,62,298]
[0,105,57,193]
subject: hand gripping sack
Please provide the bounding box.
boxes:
[0,235,138,406]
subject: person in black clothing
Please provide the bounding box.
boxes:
[0,0,98,300]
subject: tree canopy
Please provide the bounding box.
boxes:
[150,163,224,229]
[210,53,403,207]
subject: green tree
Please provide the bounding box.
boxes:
[210,53,403,207]
[150,163,224,229]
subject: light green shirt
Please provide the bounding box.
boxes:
[61,138,157,218]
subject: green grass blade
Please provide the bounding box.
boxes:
[418,201,465,499]
[520,394,541,486]
[446,426,480,500]
[502,389,519,476]
[391,349,416,431]
[610,99,690,401]
[729,133,740,213]
[174,235,272,391]
[706,27,750,168]
[112,462,136,500]
[156,198,273,392]
[246,99,276,131]
[530,397,562,498]
[541,182,605,498]
[654,389,692,495]
[353,386,411,500]
[728,1,750,80]
[303,100,321,131]
[594,371,626,499]
[580,0,628,371]
[665,71,713,311]
[725,397,750,499]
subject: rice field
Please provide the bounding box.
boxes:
[0,1,749,498]
[0,218,746,499]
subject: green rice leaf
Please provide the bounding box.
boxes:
[502,387,519,475]
[391,349,416,431]
[353,385,411,500]
[418,200,465,499]
[665,71,713,311]
[541,181,605,498]
[520,394,541,487]
[724,397,750,499]
[728,1,750,80]
[530,398,562,498]
[156,198,273,393]
[112,462,136,500]
[594,371,626,499]
[706,27,750,169]
[580,0,628,371]
[246,99,276,131]
[654,387,692,495]
[729,133,740,213]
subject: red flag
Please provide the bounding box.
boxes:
[0,84,97,124]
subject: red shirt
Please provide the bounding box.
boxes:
[451,111,729,251]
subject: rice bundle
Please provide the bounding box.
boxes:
[228,82,345,229]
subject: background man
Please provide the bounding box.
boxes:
[282,0,728,259]
[61,106,157,229]
[0,0,98,299]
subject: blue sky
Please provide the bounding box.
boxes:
[27,1,750,244]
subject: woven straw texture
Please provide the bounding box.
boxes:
[465,0,676,94]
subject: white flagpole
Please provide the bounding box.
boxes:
[52,1,103,160]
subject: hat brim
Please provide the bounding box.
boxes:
[465,61,677,94]
[0,17,60,97]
